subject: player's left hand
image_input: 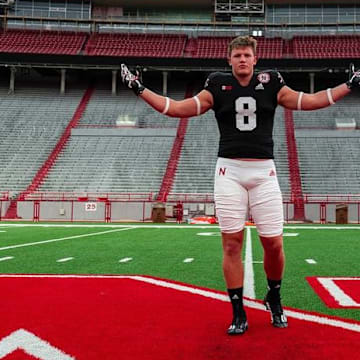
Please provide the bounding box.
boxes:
[120,64,145,96]
[346,64,360,90]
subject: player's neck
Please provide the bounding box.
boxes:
[233,71,254,87]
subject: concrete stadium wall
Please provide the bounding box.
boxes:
[13,201,360,223]
[17,201,152,222]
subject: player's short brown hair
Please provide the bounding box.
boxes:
[228,35,257,57]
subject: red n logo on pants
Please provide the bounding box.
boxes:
[219,168,226,176]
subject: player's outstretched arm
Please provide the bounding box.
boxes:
[277,68,360,111]
[120,64,213,118]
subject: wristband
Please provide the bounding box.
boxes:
[327,88,335,105]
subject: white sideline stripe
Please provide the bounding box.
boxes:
[0,228,133,251]
[119,257,133,263]
[56,257,74,263]
[0,274,360,333]
[0,230,7,232]
[183,258,194,263]
[305,259,317,264]
[1,224,360,230]
[317,278,360,307]
[283,233,299,237]
[0,256,13,262]
[244,227,255,299]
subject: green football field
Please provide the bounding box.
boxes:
[0,223,359,322]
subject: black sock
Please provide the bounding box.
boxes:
[227,287,245,319]
[267,278,282,299]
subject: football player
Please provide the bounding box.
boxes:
[121,36,359,335]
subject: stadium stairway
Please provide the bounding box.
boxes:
[5,86,95,219]
[156,84,194,201]
[284,108,305,220]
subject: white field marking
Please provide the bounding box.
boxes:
[0,328,75,360]
[56,257,74,263]
[244,226,255,299]
[0,256,14,262]
[317,277,360,307]
[283,233,299,237]
[0,274,360,333]
[0,230,7,232]
[119,257,133,263]
[306,259,317,264]
[0,228,133,252]
[1,224,360,230]
[252,260,263,264]
[183,258,194,263]
[197,232,220,236]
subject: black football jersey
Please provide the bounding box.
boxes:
[204,70,285,159]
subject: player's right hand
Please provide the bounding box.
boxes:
[346,64,360,90]
[120,64,145,96]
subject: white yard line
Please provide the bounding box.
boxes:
[183,258,194,263]
[0,228,133,252]
[0,256,13,262]
[56,257,74,263]
[306,259,317,264]
[119,257,133,263]
[244,227,255,299]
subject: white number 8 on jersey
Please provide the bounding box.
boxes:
[235,97,257,131]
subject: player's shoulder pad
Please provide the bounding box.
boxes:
[255,70,285,86]
[204,71,230,89]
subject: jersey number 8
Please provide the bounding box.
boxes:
[235,97,257,131]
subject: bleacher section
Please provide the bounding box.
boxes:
[0,85,84,193]
[79,81,186,129]
[293,95,360,129]
[38,80,188,193]
[1,30,360,60]
[293,35,360,59]
[0,30,87,55]
[85,33,187,58]
[38,129,175,193]
[186,36,283,59]
[170,106,291,195]
[296,130,360,194]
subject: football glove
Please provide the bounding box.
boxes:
[120,64,145,96]
[346,63,360,90]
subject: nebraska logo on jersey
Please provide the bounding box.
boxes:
[257,72,270,84]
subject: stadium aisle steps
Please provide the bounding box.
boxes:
[284,108,305,220]
[19,86,95,201]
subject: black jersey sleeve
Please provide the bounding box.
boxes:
[203,72,224,110]
[271,71,286,93]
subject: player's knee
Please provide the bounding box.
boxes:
[261,236,284,254]
[223,240,242,257]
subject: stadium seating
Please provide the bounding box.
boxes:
[78,80,185,129]
[293,94,360,129]
[296,130,360,194]
[38,134,174,193]
[85,33,187,58]
[293,35,360,59]
[187,36,284,59]
[0,30,87,55]
[0,84,84,193]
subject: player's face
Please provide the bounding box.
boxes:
[229,46,257,78]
